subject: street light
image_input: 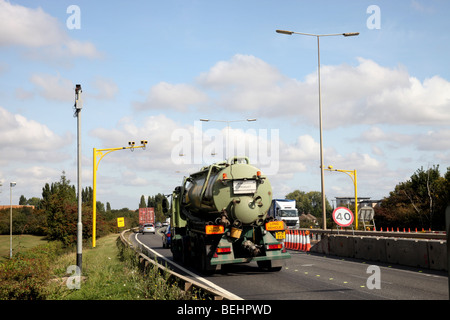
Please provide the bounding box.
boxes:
[200,118,257,159]
[74,84,83,272]
[10,182,16,259]
[326,166,359,230]
[276,29,359,230]
[92,140,148,247]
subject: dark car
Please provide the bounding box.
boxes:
[162,225,171,248]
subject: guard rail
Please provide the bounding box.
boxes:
[118,228,236,300]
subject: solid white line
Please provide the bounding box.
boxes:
[134,233,243,300]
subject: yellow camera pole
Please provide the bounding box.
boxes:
[325,166,358,230]
[92,140,147,247]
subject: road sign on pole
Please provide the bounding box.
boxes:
[117,217,125,228]
[332,207,354,227]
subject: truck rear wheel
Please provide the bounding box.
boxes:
[181,236,191,266]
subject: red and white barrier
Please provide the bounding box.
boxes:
[283,229,313,252]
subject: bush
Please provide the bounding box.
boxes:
[0,242,65,300]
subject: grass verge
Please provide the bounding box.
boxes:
[1,232,197,300]
[0,234,48,263]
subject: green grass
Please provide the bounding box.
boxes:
[47,233,196,300]
[1,232,198,300]
[0,234,48,263]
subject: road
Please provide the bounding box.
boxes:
[131,229,448,300]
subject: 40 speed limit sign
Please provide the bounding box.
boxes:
[332,207,354,227]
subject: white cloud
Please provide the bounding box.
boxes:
[358,126,413,144]
[0,0,101,59]
[88,77,119,100]
[198,54,283,90]
[416,129,450,151]
[307,58,450,127]
[0,106,71,152]
[133,55,450,129]
[411,0,435,13]
[30,73,74,101]
[0,107,72,174]
[357,126,450,152]
[134,82,208,111]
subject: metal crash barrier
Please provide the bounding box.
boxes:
[118,228,240,300]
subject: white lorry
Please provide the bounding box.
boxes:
[268,199,299,229]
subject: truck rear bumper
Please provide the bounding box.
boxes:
[210,251,291,266]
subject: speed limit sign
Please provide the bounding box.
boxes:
[332,207,354,227]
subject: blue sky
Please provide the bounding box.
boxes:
[1,0,450,210]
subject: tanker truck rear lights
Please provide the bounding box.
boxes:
[266,243,283,250]
[265,220,285,231]
[216,247,231,254]
[222,173,228,180]
[205,225,224,235]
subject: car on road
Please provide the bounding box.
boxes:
[141,223,155,234]
[162,225,171,248]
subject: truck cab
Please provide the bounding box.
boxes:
[268,199,299,229]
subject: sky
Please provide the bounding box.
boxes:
[1,0,450,210]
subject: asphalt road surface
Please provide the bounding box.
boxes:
[131,230,448,300]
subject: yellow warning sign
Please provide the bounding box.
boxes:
[117,217,125,228]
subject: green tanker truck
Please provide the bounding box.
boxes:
[163,156,290,273]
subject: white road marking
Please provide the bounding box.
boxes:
[134,233,243,300]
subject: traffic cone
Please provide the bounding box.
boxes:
[292,230,296,249]
[295,230,300,250]
[300,231,305,251]
[286,230,291,249]
[305,232,311,252]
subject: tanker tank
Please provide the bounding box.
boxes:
[184,156,272,226]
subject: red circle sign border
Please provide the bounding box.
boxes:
[332,207,354,227]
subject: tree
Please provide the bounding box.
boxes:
[82,186,93,206]
[377,165,450,230]
[26,197,41,208]
[19,195,27,205]
[139,195,146,208]
[285,189,333,225]
[42,172,78,246]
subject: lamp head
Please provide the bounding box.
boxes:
[276,29,294,35]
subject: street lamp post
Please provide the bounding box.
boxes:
[326,166,359,230]
[92,140,148,247]
[200,118,257,159]
[10,182,16,259]
[74,84,83,272]
[276,29,359,229]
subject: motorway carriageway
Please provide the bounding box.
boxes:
[131,229,448,300]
